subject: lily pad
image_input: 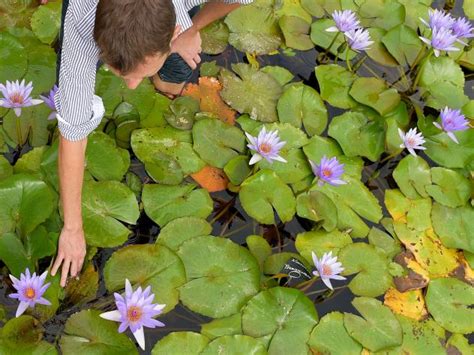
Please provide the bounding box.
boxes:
[425,167,471,208]
[393,155,431,199]
[0,232,33,276]
[381,24,424,67]
[201,19,229,55]
[156,216,212,251]
[85,131,130,181]
[418,56,469,109]
[30,1,61,45]
[0,173,54,238]
[279,15,313,50]
[349,77,401,116]
[310,19,356,59]
[59,309,137,354]
[142,183,213,227]
[104,244,186,314]
[328,111,385,161]
[315,64,357,109]
[193,118,246,168]
[260,66,294,86]
[365,28,399,67]
[277,82,328,136]
[224,1,281,55]
[426,277,474,334]
[296,229,352,264]
[242,287,318,354]
[239,170,296,225]
[424,129,474,170]
[0,32,27,83]
[358,0,405,30]
[201,335,266,354]
[177,236,260,318]
[344,297,402,352]
[223,155,251,186]
[220,63,283,122]
[81,180,139,247]
[152,332,210,354]
[0,315,57,354]
[432,203,474,253]
[163,96,200,130]
[308,312,362,355]
[201,313,243,340]
[296,190,338,231]
[339,243,392,297]
[383,288,428,321]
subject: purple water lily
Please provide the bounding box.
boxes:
[100,279,166,350]
[345,28,374,52]
[326,10,360,33]
[398,128,426,156]
[311,251,346,290]
[8,268,51,317]
[420,8,455,30]
[419,27,459,57]
[0,80,43,117]
[245,126,287,165]
[433,107,470,144]
[451,17,474,44]
[40,84,58,120]
[309,155,347,186]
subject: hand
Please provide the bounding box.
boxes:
[51,226,86,287]
[170,26,202,69]
[40,0,48,4]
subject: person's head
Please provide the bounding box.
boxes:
[94,0,179,89]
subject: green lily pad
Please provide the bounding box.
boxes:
[315,64,357,109]
[310,19,356,59]
[177,236,260,318]
[104,243,186,314]
[224,155,251,186]
[131,127,205,184]
[0,32,27,83]
[426,277,474,334]
[142,183,213,227]
[257,147,312,184]
[139,94,171,128]
[368,227,401,259]
[3,104,51,147]
[424,129,474,170]
[81,180,139,247]
[240,170,296,225]
[365,28,399,67]
[0,315,57,355]
[13,146,47,176]
[339,243,392,297]
[59,310,137,354]
[349,77,401,116]
[220,63,283,122]
[30,1,61,45]
[201,313,243,340]
[201,19,229,55]
[0,155,12,179]
[274,0,312,23]
[308,312,362,355]
[224,1,281,55]
[0,232,33,277]
[432,203,474,253]
[279,15,313,51]
[328,111,385,161]
[263,252,310,275]
[260,66,294,86]
[156,216,212,251]
[296,190,338,231]
[344,297,402,352]
[296,229,352,264]
[418,56,469,109]
[446,333,473,354]
[152,332,210,355]
[381,24,424,67]
[0,173,54,238]
[201,335,266,355]
[23,43,56,96]
[393,155,431,199]
[277,82,328,136]
[242,287,318,354]
[193,118,246,168]
[425,167,471,208]
[246,235,272,270]
[164,96,200,130]
[85,131,130,181]
[358,0,405,30]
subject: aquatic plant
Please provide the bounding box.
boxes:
[39,84,58,120]
[325,10,360,33]
[309,155,346,186]
[245,126,287,164]
[398,128,426,156]
[311,251,346,290]
[0,80,43,117]
[433,106,470,143]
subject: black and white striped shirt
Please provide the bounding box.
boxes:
[54,0,252,141]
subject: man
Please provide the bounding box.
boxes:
[50,0,252,287]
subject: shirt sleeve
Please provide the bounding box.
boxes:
[53,3,103,142]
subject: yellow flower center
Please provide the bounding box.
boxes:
[127,306,142,322]
[10,92,24,105]
[322,169,332,177]
[259,143,271,154]
[25,287,35,299]
[322,264,332,276]
[407,138,415,146]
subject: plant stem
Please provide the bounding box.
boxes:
[15,114,23,147]
[409,44,427,72]
[411,49,433,92]
[346,49,352,72]
[325,32,340,55]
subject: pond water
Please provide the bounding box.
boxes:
[0,0,473,353]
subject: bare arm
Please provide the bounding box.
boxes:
[51,135,87,287]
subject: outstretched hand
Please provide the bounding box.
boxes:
[51,226,86,287]
[170,26,202,70]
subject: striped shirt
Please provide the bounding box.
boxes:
[54,0,252,141]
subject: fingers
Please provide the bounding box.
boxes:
[185,56,198,70]
[70,260,78,279]
[51,254,64,276]
[60,259,71,287]
[193,54,201,65]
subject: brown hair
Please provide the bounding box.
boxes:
[94,0,176,75]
